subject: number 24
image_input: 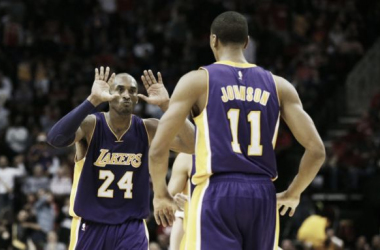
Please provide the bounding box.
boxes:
[98,170,133,199]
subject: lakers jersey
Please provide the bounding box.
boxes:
[69,113,150,224]
[192,61,280,185]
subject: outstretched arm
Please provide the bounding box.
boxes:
[47,67,117,147]
[140,70,195,153]
[275,75,325,217]
[149,70,207,227]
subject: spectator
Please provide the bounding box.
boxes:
[0,72,12,102]
[5,116,29,156]
[297,214,332,249]
[12,209,41,250]
[149,242,162,250]
[27,133,58,171]
[355,236,370,250]
[372,235,380,250]
[50,165,72,196]
[0,0,378,248]
[0,155,25,212]
[281,239,296,250]
[0,212,11,250]
[57,197,71,245]
[0,98,9,133]
[22,164,50,195]
[44,231,66,250]
[33,190,56,235]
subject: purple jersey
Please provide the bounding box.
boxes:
[192,61,280,185]
[69,113,150,224]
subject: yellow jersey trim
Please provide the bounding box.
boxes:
[143,219,150,245]
[68,217,81,250]
[103,112,132,142]
[69,158,85,218]
[186,179,210,250]
[215,60,257,68]
[273,210,280,250]
[192,109,212,185]
[272,113,280,149]
[142,120,151,146]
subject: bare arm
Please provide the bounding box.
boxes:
[168,153,192,196]
[144,119,195,154]
[170,217,185,250]
[140,70,195,153]
[149,70,207,226]
[275,75,325,216]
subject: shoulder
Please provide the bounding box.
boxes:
[177,70,208,88]
[142,118,159,143]
[272,75,300,106]
[142,118,159,130]
[81,114,97,133]
[172,70,208,100]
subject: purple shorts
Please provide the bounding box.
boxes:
[185,173,279,250]
[69,218,149,250]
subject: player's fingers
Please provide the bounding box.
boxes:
[95,68,99,80]
[280,205,288,216]
[154,211,161,225]
[289,207,296,217]
[158,210,168,227]
[148,70,157,84]
[137,94,149,102]
[157,72,163,84]
[143,70,153,86]
[104,67,110,81]
[107,73,116,86]
[99,66,104,80]
[164,207,175,226]
[140,75,150,90]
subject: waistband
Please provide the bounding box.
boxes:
[209,172,272,184]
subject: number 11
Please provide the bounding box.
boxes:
[227,109,263,156]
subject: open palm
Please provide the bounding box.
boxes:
[90,66,118,104]
[139,70,169,107]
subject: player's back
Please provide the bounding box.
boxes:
[193,60,280,185]
[69,113,150,224]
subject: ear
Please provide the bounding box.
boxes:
[211,34,218,48]
[243,36,249,49]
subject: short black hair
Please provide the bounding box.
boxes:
[211,11,248,45]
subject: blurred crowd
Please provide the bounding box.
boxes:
[0,0,379,249]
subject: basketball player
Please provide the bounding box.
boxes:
[168,153,193,250]
[47,67,194,250]
[149,11,325,249]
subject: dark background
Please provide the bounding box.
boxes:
[0,0,379,249]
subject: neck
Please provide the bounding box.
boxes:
[217,47,248,64]
[107,109,132,131]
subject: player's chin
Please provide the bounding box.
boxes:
[121,106,133,115]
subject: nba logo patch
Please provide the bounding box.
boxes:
[238,71,243,80]
[82,222,86,231]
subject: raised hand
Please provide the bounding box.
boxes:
[153,194,176,227]
[139,70,170,111]
[276,191,300,217]
[87,66,118,106]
